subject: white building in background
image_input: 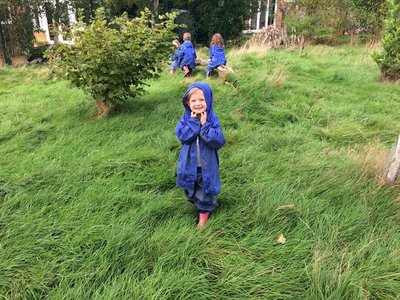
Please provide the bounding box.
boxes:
[33,2,77,45]
[244,0,293,33]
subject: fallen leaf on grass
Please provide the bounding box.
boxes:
[276,204,296,210]
[277,234,286,244]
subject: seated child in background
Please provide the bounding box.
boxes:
[206,33,227,78]
[169,39,181,74]
[169,40,181,74]
[175,82,226,228]
[179,32,197,77]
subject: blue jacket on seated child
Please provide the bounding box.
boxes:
[207,45,226,69]
[179,40,197,71]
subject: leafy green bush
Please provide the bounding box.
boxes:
[345,0,387,36]
[313,24,335,44]
[46,8,177,117]
[371,0,400,80]
[284,13,335,45]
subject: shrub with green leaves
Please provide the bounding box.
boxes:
[284,13,335,45]
[46,8,177,117]
[372,0,400,80]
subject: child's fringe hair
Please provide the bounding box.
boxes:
[184,87,202,105]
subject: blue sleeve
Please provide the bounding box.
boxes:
[175,48,182,58]
[176,116,201,144]
[170,49,182,61]
[199,118,226,149]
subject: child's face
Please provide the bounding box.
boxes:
[188,90,207,114]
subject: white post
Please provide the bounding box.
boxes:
[386,134,400,182]
[265,0,270,27]
[68,3,77,24]
[32,16,37,28]
[256,0,261,31]
[57,24,64,42]
[38,9,51,43]
[273,0,278,27]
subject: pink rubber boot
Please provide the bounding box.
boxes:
[183,66,191,77]
[197,212,210,228]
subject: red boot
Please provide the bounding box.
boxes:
[197,212,209,228]
[183,66,191,77]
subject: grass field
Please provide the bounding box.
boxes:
[1,44,400,299]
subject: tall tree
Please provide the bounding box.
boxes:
[0,0,35,61]
[0,21,11,65]
[104,0,159,20]
[169,0,258,44]
[0,2,11,64]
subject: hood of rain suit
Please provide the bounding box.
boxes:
[182,82,214,120]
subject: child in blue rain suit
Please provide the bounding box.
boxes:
[169,39,181,74]
[176,82,226,228]
[179,32,197,77]
[206,33,227,78]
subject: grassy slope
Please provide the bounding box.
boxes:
[1,45,400,299]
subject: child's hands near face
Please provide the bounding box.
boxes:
[190,111,206,124]
[200,111,207,125]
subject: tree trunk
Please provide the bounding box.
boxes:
[96,100,112,118]
[89,0,94,19]
[0,15,12,65]
[152,0,159,21]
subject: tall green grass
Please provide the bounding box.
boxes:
[1,45,400,299]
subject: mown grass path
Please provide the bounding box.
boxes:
[1,45,399,299]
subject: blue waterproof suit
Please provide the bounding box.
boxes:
[169,49,182,70]
[178,41,197,70]
[176,83,225,199]
[170,48,182,62]
[207,45,227,69]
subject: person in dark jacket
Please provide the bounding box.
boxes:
[206,33,227,78]
[176,82,226,228]
[179,32,197,77]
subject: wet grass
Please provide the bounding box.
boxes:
[1,45,400,299]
